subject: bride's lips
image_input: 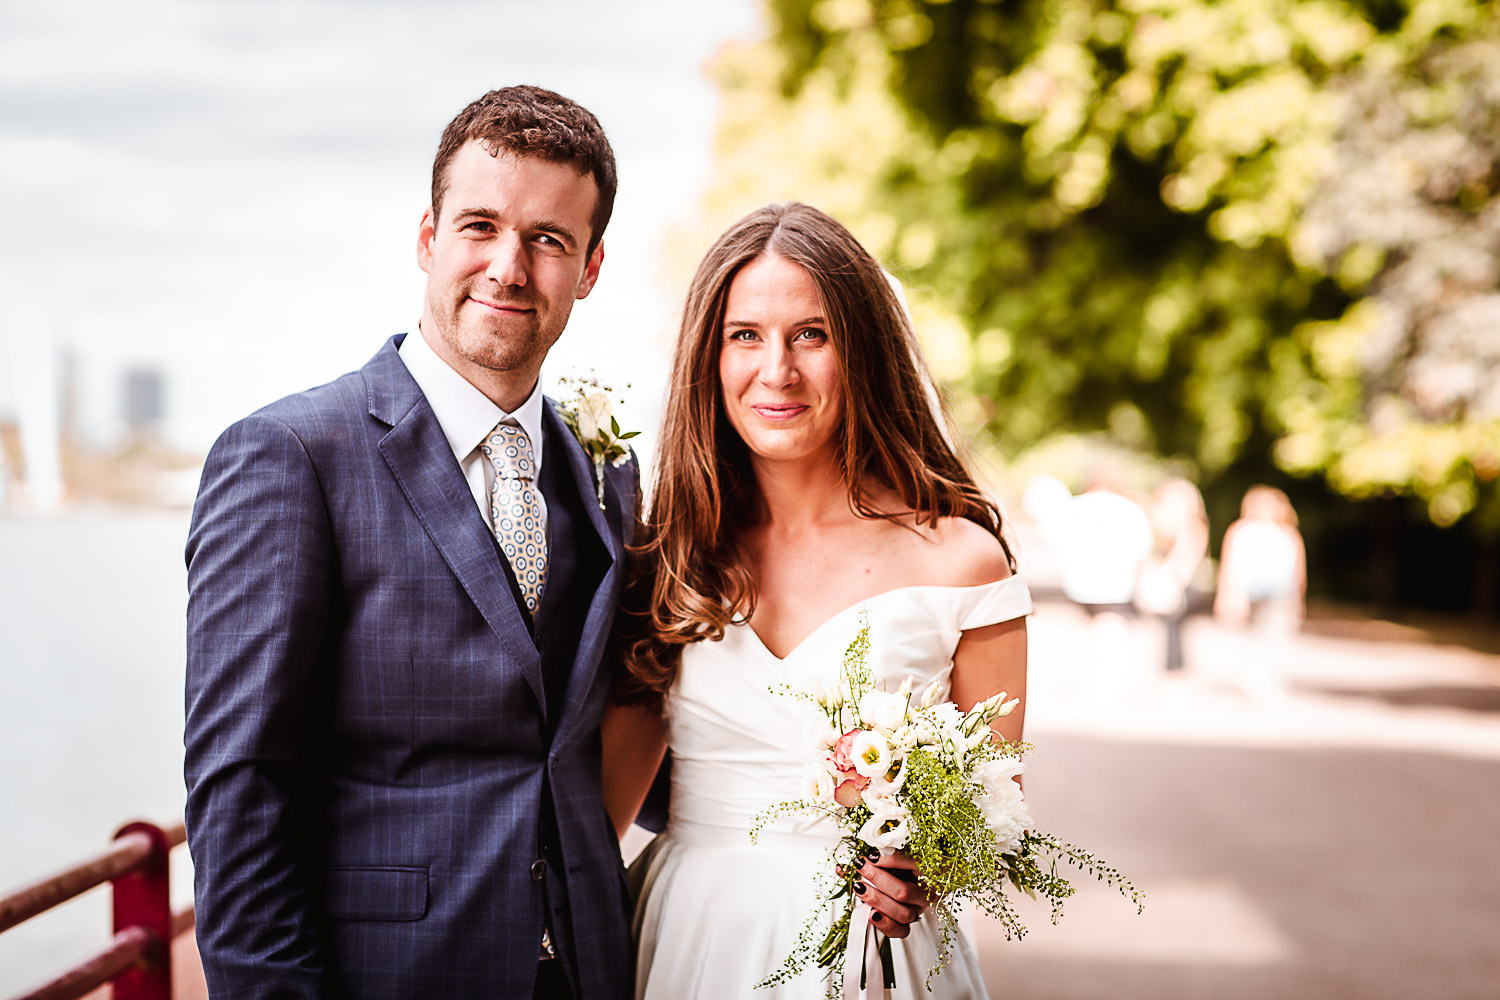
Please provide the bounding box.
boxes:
[750,403,809,420]
[468,295,533,314]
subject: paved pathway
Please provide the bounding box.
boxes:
[139,600,1500,1000]
[973,601,1500,1000]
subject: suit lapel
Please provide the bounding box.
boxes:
[544,401,617,565]
[363,336,547,713]
[542,401,622,744]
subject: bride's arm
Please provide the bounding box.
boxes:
[935,516,1028,745]
[950,616,1029,747]
[600,700,667,840]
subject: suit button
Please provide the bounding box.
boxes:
[530,859,547,881]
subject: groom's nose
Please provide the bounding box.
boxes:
[484,234,529,287]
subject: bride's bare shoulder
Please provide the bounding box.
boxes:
[937,516,1014,586]
[895,513,1013,588]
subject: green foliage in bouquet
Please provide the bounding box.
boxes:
[750,613,1142,996]
[901,748,1011,898]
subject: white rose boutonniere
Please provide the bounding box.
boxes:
[555,374,639,510]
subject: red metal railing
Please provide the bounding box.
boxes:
[0,819,194,1000]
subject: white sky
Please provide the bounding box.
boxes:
[0,0,761,455]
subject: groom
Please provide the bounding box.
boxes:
[184,86,635,1000]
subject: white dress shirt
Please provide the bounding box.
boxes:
[398,327,549,539]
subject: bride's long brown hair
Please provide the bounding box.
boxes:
[619,203,1013,699]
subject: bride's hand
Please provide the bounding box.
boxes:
[852,848,929,938]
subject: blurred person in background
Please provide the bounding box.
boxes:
[1213,485,1307,701]
[1045,469,1155,699]
[1136,477,1210,674]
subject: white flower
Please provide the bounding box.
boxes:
[973,756,1024,798]
[808,677,844,712]
[927,702,963,733]
[891,722,922,754]
[803,716,841,752]
[906,720,936,748]
[922,702,967,761]
[966,724,994,750]
[860,690,909,732]
[823,684,845,712]
[803,764,836,805]
[972,757,1031,855]
[858,799,912,853]
[557,375,638,509]
[850,730,893,778]
[577,390,613,442]
[976,690,1020,721]
[919,680,945,709]
[861,759,908,802]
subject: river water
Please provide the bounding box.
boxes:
[0,509,194,991]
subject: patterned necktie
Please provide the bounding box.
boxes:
[480,421,547,615]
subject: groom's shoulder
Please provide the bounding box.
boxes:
[249,369,366,429]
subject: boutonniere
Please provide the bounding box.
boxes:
[556,374,639,510]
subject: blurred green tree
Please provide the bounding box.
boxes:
[694,0,1500,538]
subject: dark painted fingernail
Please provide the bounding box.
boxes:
[854,856,866,869]
[854,880,866,894]
[865,847,880,860]
[871,912,883,923]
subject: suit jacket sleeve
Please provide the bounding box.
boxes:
[184,413,335,999]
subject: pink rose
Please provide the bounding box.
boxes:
[831,730,861,773]
[827,730,871,807]
[828,731,871,808]
[834,778,866,808]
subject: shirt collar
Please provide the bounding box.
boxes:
[398,326,547,471]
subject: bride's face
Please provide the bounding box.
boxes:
[717,252,844,467]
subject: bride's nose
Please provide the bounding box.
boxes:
[757,337,798,388]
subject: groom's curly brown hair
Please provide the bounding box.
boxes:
[430,85,617,253]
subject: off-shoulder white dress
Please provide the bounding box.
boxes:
[630,577,1034,999]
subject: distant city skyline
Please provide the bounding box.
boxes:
[0,0,760,470]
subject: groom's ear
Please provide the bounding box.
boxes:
[576,240,604,300]
[416,207,437,274]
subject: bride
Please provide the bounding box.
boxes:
[602,203,1031,999]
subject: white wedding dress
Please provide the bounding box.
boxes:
[629,576,1034,999]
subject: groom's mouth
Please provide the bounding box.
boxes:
[751,403,809,420]
[468,295,534,315]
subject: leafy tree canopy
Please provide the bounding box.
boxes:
[694,0,1500,532]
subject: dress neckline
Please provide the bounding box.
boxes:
[739,576,1021,663]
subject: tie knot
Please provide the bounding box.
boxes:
[480,422,535,483]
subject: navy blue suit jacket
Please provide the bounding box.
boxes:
[184,336,638,999]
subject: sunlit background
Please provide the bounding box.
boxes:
[3,0,1499,997]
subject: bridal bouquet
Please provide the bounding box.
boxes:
[751,612,1141,996]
